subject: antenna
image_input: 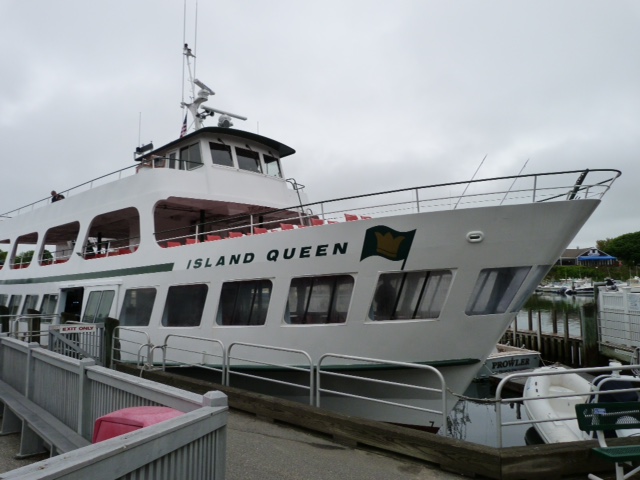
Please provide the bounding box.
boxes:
[500,159,530,205]
[194,79,214,95]
[454,155,487,210]
[179,2,246,132]
[181,46,247,130]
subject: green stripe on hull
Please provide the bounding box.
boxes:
[161,357,480,372]
[0,263,174,285]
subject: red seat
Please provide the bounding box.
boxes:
[361,215,372,220]
[228,231,243,238]
[206,235,221,242]
[254,227,268,234]
[186,238,198,245]
[166,241,181,248]
[280,223,295,230]
[311,218,325,226]
[345,214,359,222]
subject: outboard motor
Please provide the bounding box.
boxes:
[605,278,618,291]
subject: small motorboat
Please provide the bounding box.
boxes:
[523,364,640,443]
[475,344,541,379]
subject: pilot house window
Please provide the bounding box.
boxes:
[236,147,262,173]
[264,154,282,178]
[285,275,353,325]
[210,142,234,167]
[370,270,452,321]
[180,143,202,170]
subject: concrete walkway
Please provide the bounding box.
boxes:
[227,411,466,480]
[0,411,466,479]
[0,434,48,473]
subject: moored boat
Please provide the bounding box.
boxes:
[523,365,592,443]
[0,45,622,429]
[523,364,640,443]
[475,344,541,379]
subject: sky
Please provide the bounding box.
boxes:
[0,0,638,248]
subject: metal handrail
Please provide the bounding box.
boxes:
[316,353,447,431]
[159,334,226,379]
[111,327,153,369]
[5,314,59,345]
[0,158,204,218]
[226,342,314,405]
[150,168,621,241]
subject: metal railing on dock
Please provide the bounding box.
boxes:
[0,335,228,479]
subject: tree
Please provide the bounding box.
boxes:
[597,232,640,266]
[13,250,35,266]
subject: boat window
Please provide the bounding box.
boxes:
[0,295,7,307]
[7,295,22,316]
[285,275,353,325]
[40,294,59,315]
[236,147,262,173]
[369,270,452,321]
[465,267,531,315]
[162,284,208,327]
[82,290,115,323]
[21,295,39,314]
[10,232,38,269]
[508,265,551,313]
[210,142,234,168]
[169,152,177,169]
[120,288,157,327]
[180,143,202,170]
[84,207,140,258]
[40,221,79,266]
[216,280,272,326]
[0,239,9,270]
[264,154,282,178]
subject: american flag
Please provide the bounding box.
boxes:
[180,113,188,137]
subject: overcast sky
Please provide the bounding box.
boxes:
[1,1,638,248]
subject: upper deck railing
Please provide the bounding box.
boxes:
[151,168,621,243]
[0,167,620,223]
[0,157,204,219]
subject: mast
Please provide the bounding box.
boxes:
[180,44,247,133]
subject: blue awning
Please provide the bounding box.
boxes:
[578,256,617,261]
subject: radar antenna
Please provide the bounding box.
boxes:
[180,43,247,132]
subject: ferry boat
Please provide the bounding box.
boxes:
[0,46,621,429]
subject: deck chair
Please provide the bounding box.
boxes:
[575,402,640,480]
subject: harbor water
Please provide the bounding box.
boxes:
[445,380,533,447]
[511,292,594,337]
